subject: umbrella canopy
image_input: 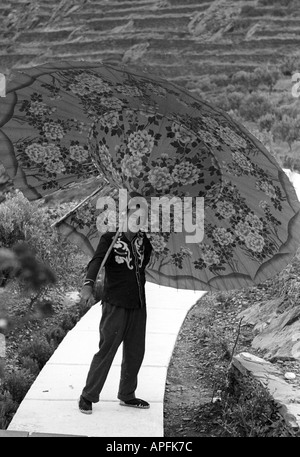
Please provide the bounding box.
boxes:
[1,61,300,291]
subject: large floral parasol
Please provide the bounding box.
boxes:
[0,61,300,291]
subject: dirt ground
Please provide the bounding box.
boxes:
[162,285,285,437]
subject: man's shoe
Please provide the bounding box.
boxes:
[78,395,92,414]
[120,398,150,409]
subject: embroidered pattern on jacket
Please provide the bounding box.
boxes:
[134,234,145,268]
[113,236,134,269]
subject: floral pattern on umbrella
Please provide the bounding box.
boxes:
[1,61,300,290]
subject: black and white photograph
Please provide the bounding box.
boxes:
[0,0,300,446]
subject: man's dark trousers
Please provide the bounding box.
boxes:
[82,301,147,403]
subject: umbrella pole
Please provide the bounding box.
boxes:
[96,212,126,275]
[97,228,120,275]
[50,183,107,229]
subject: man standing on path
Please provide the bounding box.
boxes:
[78,201,153,414]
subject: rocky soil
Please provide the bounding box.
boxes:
[164,281,300,437]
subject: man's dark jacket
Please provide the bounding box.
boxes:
[84,231,153,308]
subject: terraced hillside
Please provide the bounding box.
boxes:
[1,0,300,83]
[1,0,300,176]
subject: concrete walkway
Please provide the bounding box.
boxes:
[7,283,205,437]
